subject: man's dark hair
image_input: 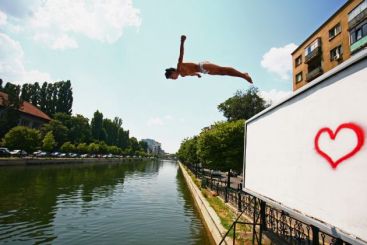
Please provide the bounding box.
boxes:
[165,68,176,79]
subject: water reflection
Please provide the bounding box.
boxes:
[0,160,212,244]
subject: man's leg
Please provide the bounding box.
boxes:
[203,63,252,83]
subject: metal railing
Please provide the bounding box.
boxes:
[184,163,352,245]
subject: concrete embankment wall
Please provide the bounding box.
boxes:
[0,158,140,166]
[178,162,232,245]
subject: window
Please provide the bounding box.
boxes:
[329,23,341,39]
[295,55,302,67]
[304,38,321,56]
[350,22,367,44]
[348,0,367,21]
[330,45,343,61]
[295,72,303,83]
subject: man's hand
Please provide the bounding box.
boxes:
[181,35,186,42]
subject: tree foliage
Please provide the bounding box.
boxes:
[60,142,75,153]
[197,120,245,171]
[3,126,41,152]
[177,120,245,172]
[177,137,199,164]
[42,131,56,152]
[41,120,69,147]
[218,87,270,121]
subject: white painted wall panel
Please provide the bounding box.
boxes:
[244,57,367,243]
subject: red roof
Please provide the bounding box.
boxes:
[0,91,50,121]
[19,101,51,121]
[0,91,9,106]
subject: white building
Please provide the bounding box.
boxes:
[141,139,162,155]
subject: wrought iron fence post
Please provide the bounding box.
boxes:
[237,185,242,212]
[225,170,230,203]
[260,200,267,232]
[233,222,236,245]
[311,226,320,245]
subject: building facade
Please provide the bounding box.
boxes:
[292,0,367,91]
[141,138,163,155]
[0,91,51,128]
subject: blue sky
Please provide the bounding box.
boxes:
[0,0,346,153]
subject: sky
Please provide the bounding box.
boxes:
[0,0,346,153]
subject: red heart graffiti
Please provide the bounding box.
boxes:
[314,123,365,169]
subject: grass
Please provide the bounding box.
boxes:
[182,164,254,244]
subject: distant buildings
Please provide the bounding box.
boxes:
[141,139,163,155]
[292,0,367,91]
[0,91,51,128]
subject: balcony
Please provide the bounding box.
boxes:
[349,5,367,29]
[350,35,367,54]
[305,46,322,64]
[306,66,323,82]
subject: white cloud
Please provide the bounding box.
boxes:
[28,0,141,49]
[259,89,293,105]
[261,43,298,80]
[147,115,174,127]
[0,10,7,26]
[0,33,51,83]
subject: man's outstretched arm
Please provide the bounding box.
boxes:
[177,35,186,70]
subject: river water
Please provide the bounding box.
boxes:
[0,160,214,244]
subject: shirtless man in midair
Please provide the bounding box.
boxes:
[165,35,252,84]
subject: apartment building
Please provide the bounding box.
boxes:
[292,0,367,91]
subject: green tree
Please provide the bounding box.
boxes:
[76,143,89,154]
[91,110,105,141]
[197,120,245,171]
[3,126,41,153]
[88,142,100,154]
[40,120,69,147]
[218,87,270,121]
[42,131,56,152]
[60,142,75,153]
[56,80,73,115]
[128,137,140,155]
[39,82,48,112]
[54,113,91,144]
[107,145,120,155]
[177,136,199,164]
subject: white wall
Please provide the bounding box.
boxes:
[244,56,367,243]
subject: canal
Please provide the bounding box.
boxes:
[0,160,214,244]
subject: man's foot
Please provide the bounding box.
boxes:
[243,73,253,84]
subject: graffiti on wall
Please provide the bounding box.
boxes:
[314,123,365,169]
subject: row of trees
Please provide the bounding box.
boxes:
[2,126,146,156]
[0,79,149,156]
[1,110,148,155]
[177,87,270,171]
[0,79,73,116]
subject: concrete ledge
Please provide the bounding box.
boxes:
[179,162,233,245]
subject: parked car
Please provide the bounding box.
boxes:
[33,150,42,156]
[80,154,89,158]
[58,153,66,158]
[36,151,48,157]
[50,152,60,157]
[68,153,78,158]
[211,170,223,178]
[0,148,11,157]
[10,150,27,157]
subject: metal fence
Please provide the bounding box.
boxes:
[185,163,351,245]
